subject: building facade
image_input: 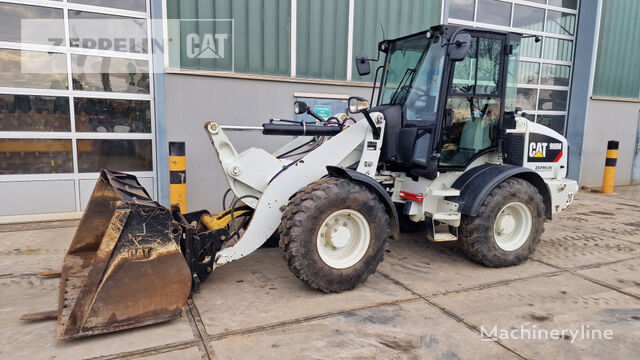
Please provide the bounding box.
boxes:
[0,0,156,219]
[0,0,638,219]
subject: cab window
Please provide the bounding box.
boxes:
[440,35,503,168]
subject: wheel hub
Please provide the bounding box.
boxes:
[329,226,351,248]
[496,211,516,236]
[493,202,533,251]
[316,209,371,269]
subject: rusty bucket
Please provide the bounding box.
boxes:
[58,170,192,340]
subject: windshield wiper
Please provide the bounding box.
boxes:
[389,68,416,104]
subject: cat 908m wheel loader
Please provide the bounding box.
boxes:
[43,25,579,339]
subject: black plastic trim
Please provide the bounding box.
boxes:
[446,164,552,219]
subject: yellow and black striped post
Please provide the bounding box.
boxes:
[601,140,619,194]
[169,141,187,212]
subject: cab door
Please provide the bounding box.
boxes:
[438,33,505,169]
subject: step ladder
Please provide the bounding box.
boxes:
[427,186,461,242]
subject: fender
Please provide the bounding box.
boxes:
[446,164,552,219]
[326,166,400,240]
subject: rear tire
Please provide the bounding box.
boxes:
[459,178,544,267]
[279,178,389,292]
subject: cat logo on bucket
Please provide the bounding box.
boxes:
[527,134,563,163]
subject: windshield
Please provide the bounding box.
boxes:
[378,33,446,123]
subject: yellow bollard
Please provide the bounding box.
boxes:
[169,142,187,212]
[601,140,619,194]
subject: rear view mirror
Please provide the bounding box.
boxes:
[449,33,471,62]
[355,55,371,76]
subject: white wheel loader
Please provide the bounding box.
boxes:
[35,25,579,339]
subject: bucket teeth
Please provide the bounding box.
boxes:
[57,170,191,340]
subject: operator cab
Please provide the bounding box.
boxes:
[357,25,525,178]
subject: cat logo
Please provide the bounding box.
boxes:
[527,134,563,163]
[529,142,548,158]
[186,33,229,59]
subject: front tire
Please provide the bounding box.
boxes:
[279,178,390,292]
[459,178,545,267]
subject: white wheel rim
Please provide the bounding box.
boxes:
[316,209,371,269]
[493,202,532,251]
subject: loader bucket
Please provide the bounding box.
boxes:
[58,170,192,340]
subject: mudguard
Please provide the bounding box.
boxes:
[446,164,552,219]
[326,166,400,240]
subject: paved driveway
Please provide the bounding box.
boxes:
[1,187,639,359]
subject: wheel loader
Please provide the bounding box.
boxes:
[33,25,579,339]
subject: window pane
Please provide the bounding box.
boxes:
[516,88,537,110]
[379,34,444,110]
[538,89,567,111]
[71,55,149,93]
[297,0,348,80]
[449,0,475,21]
[476,37,503,96]
[0,139,73,174]
[537,115,565,134]
[518,61,539,85]
[451,37,502,96]
[69,0,146,12]
[0,49,68,89]
[74,98,151,133]
[0,95,70,132]
[521,37,542,58]
[513,4,545,32]
[546,11,576,36]
[0,3,64,45]
[440,97,501,167]
[166,0,290,76]
[543,38,573,61]
[68,11,148,54]
[476,0,511,27]
[451,38,478,95]
[505,39,521,112]
[540,64,571,86]
[77,139,152,172]
[548,0,578,10]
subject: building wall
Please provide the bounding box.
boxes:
[0,0,156,218]
[580,99,640,186]
[592,0,640,99]
[164,73,371,213]
[580,0,640,187]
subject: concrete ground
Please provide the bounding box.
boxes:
[1,187,639,360]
